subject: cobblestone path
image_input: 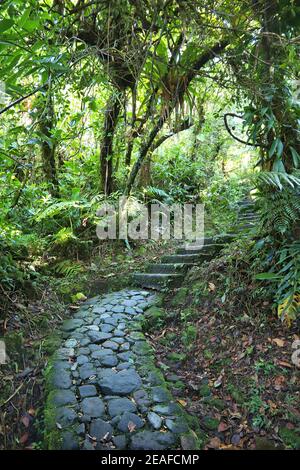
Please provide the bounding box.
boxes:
[45,289,199,450]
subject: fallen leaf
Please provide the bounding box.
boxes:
[20,433,29,445]
[273,338,285,347]
[286,422,295,430]
[207,437,221,449]
[28,408,35,417]
[277,360,292,369]
[273,375,286,390]
[128,421,136,433]
[218,421,229,432]
[21,414,30,428]
[177,399,187,407]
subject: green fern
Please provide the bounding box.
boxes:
[36,200,83,221]
[52,260,84,277]
[52,228,78,245]
[143,186,174,204]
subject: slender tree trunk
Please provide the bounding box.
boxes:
[138,154,152,188]
[100,93,121,195]
[38,93,59,197]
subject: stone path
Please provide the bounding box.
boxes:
[45,289,199,450]
[45,198,257,450]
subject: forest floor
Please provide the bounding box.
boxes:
[148,255,300,450]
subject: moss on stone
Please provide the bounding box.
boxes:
[170,287,189,307]
[142,306,165,329]
[203,397,226,410]
[202,416,219,431]
[43,335,61,355]
[167,352,187,362]
[279,427,300,449]
[199,384,211,397]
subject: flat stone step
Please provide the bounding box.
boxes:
[133,273,183,289]
[213,233,237,243]
[161,253,209,264]
[237,200,254,207]
[146,263,189,274]
[176,243,224,255]
[235,222,256,231]
[238,214,258,220]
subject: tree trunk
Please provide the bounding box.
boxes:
[138,154,152,188]
[38,93,59,197]
[253,0,299,170]
[100,93,121,195]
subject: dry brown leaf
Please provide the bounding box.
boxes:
[277,360,292,368]
[20,433,29,445]
[20,415,30,428]
[128,421,136,433]
[177,399,187,407]
[218,421,229,432]
[273,338,285,347]
[207,437,221,449]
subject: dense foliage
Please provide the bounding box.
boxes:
[0,0,299,325]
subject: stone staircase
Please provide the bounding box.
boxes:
[132,199,257,290]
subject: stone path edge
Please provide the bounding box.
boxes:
[44,289,202,450]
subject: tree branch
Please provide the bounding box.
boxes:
[223,112,267,148]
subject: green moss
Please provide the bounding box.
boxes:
[167,352,187,362]
[203,397,226,410]
[279,427,300,449]
[202,416,219,431]
[227,385,245,404]
[43,335,61,355]
[44,402,63,450]
[4,332,24,364]
[199,384,211,397]
[172,380,185,390]
[170,287,189,307]
[203,349,213,359]
[181,430,205,450]
[143,306,165,329]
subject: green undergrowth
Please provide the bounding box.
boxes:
[145,240,300,450]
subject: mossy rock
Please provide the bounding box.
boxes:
[229,387,245,405]
[180,430,204,450]
[202,416,219,431]
[203,397,226,410]
[43,335,61,355]
[199,384,211,397]
[143,306,165,329]
[171,380,185,391]
[170,287,189,307]
[279,427,300,449]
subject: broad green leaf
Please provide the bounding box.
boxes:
[290,146,300,168]
[269,139,277,157]
[276,139,284,157]
[255,272,281,281]
[272,158,286,173]
[0,19,14,33]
